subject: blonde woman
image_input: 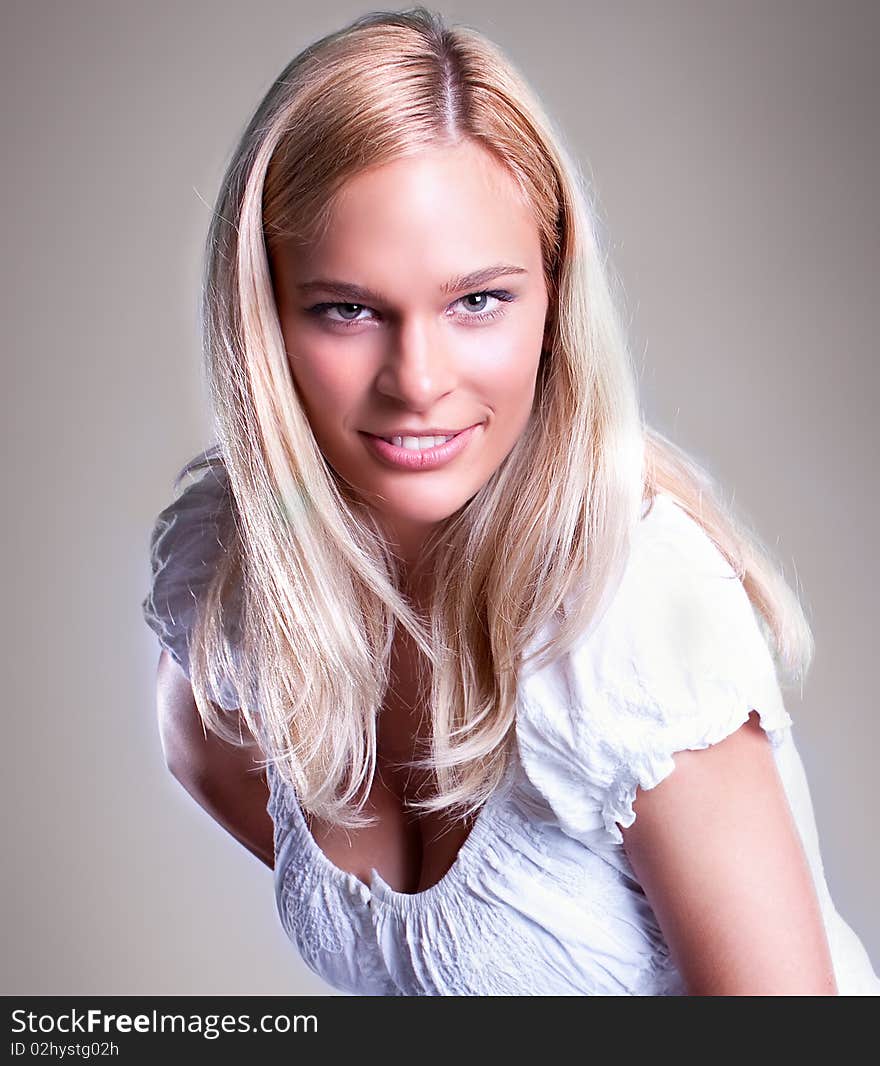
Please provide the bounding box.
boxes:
[142,7,879,996]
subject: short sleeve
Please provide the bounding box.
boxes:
[141,458,243,711]
[515,493,794,851]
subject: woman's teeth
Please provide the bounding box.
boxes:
[382,435,454,450]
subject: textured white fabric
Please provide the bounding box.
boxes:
[143,463,880,996]
[142,458,243,712]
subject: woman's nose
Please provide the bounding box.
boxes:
[374,316,458,409]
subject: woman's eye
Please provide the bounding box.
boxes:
[324,303,372,323]
[452,289,516,321]
[307,289,516,329]
[460,293,489,312]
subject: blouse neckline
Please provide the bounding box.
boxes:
[280,758,518,917]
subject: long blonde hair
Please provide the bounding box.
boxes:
[186,6,813,828]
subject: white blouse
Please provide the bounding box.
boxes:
[142,460,880,996]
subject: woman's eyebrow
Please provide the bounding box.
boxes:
[296,263,528,303]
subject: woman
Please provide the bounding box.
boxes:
[142,7,880,995]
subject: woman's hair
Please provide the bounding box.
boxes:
[185,6,814,827]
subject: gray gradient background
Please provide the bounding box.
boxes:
[3,1,877,995]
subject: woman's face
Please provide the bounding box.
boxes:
[269,140,549,563]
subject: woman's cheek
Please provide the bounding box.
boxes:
[289,345,349,404]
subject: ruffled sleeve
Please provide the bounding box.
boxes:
[515,493,794,851]
[141,454,243,711]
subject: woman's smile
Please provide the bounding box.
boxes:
[359,422,484,471]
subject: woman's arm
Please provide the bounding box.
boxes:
[155,649,275,870]
[620,711,838,995]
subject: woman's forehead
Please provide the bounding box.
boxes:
[271,144,542,293]
[328,141,526,208]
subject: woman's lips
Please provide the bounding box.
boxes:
[360,423,482,471]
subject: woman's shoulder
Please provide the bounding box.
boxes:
[633,490,739,579]
[539,492,778,694]
[141,450,241,709]
[514,491,793,851]
[594,491,773,667]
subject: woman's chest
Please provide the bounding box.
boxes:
[303,633,477,896]
[303,767,475,896]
